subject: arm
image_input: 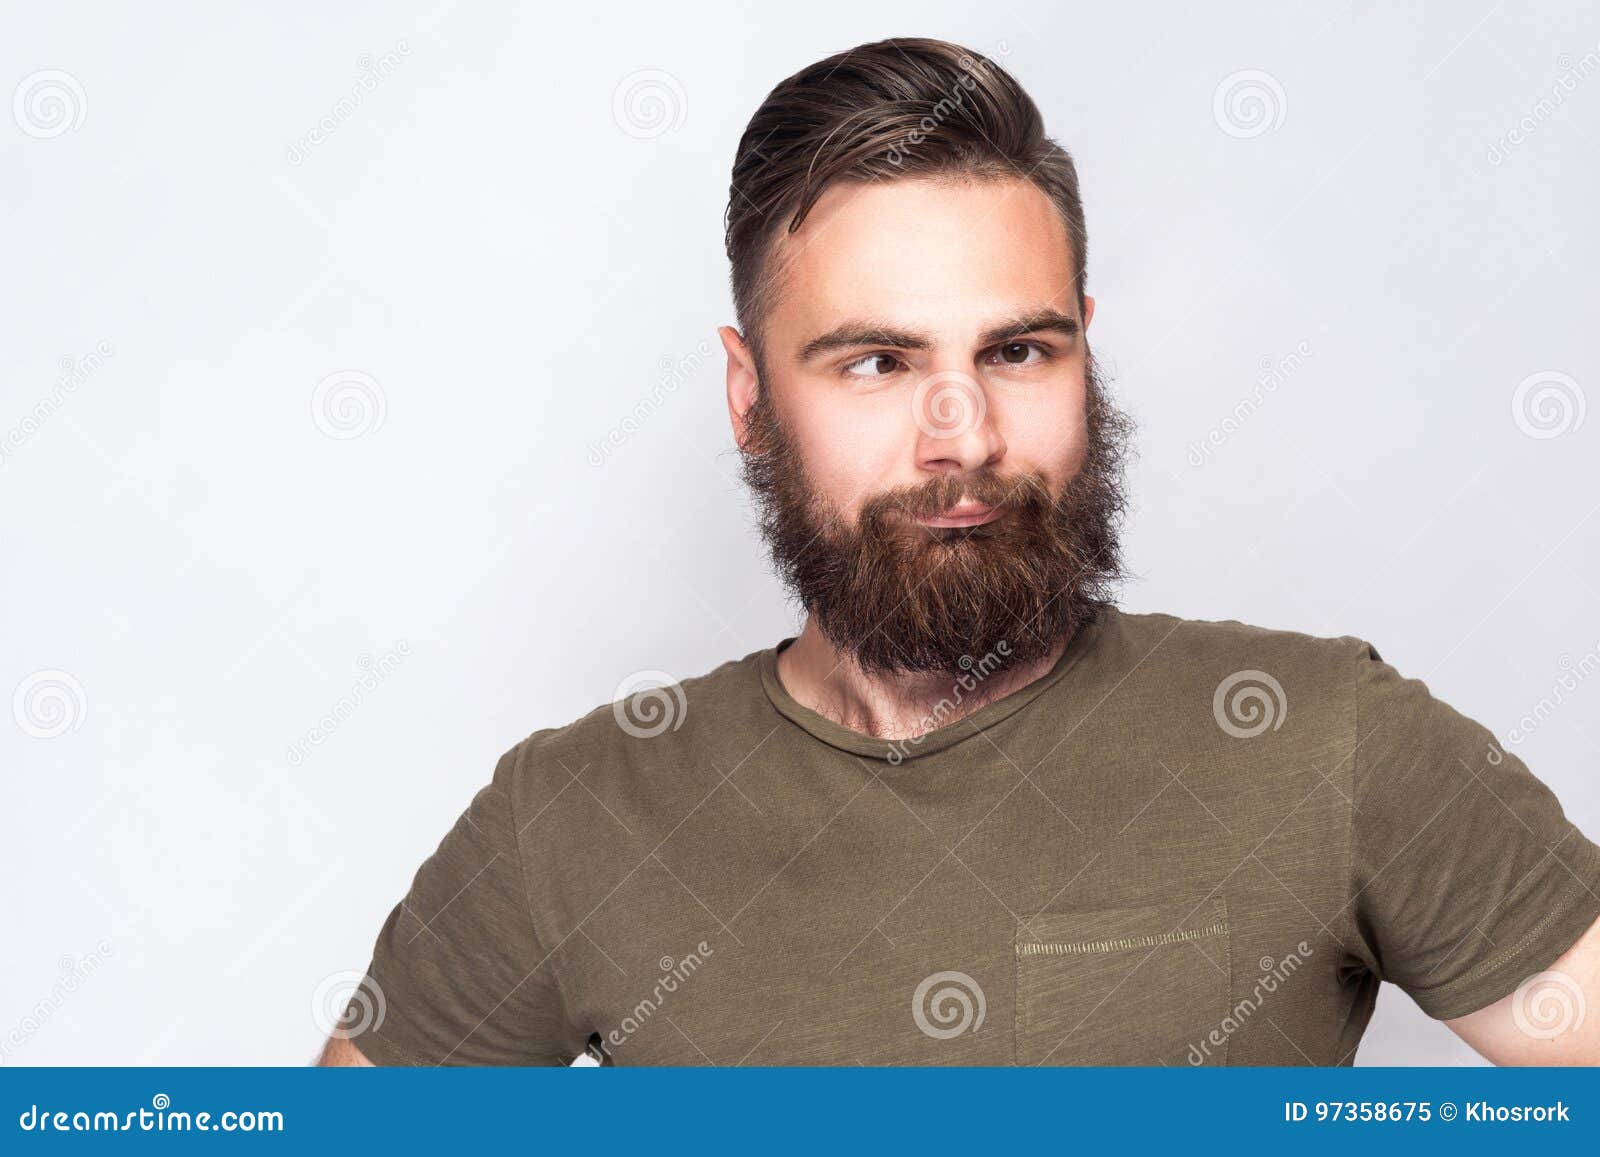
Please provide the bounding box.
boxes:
[320,744,585,1067]
[1446,910,1600,1064]
[315,1036,374,1067]
[1345,641,1600,1056]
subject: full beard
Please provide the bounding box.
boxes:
[739,351,1134,678]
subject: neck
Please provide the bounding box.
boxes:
[775,617,1072,741]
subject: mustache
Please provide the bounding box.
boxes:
[858,470,1054,524]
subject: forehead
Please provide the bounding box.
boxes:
[764,176,1080,344]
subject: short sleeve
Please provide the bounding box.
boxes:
[340,744,586,1065]
[1348,642,1600,1020]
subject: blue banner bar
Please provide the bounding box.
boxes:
[4,1067,1597,1153]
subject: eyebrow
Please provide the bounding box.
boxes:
[796,308,1081,363]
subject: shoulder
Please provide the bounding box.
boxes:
[490,646,775,821]
[1074,608,1379,751]
[1095,606,1373,681]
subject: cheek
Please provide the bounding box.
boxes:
[996,382,1088,485]
[778,390,914,511]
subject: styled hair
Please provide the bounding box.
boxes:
[724,37,1088,354]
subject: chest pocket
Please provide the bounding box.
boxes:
[1014,896,1231,1066]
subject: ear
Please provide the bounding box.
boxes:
[720,325,761,450]
[1082,294,1096,331]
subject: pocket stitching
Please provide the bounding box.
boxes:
[1014,897,1232,1064]
[1015,920,1229,958]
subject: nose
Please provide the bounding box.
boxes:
[911,369,1006,474]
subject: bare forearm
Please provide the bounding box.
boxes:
[315,1036,374,1067]
[1447,911,1600,1064]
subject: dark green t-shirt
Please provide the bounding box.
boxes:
[344,609,1600,1065]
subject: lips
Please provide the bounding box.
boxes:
[916,501,1003,528]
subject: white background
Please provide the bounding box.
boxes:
[3,0,1597,1066]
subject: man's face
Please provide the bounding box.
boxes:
[754,176,1093,521]
[726,176,1130,676]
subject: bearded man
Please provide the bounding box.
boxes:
[323,38,1600,1067]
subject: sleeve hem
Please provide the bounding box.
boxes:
[342,1025,429,1067]
[1407,843,1600,1021]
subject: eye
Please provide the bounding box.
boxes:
[841,353,903,378]
[987,341,1048,367]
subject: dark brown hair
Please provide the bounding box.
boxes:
[724,37,1088,355]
